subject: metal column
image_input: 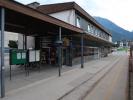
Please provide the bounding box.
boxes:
[69,38,73,66]
[0,7,5,98]
[81,33,84,68]
[23,34,24,49]
[58,27,62,76]
[24,35,27,50]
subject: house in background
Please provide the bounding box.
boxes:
[115,40,130,48]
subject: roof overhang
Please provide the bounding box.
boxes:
[0,0,83,34]
[72,31,113,46]
[0,0,113,46]
[84,31,113,46]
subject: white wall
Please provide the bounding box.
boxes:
[50,9,75,26]
[4,32,18,47]
[18,34,24,49]
[4,32,35,49]
[18,34,35,49]
[120,42,123,47]
[27,36,35,49]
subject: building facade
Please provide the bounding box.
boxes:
[21,2,113,66]
[0,1,113,97]
[17,2,113,66]
[36,2,112,42]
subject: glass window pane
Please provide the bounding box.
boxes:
[76,17,80,28]
[88,24,91,32]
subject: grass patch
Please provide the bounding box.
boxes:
[117,47,128,51]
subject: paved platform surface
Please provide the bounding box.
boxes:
[5,64,76,92]
[84,52,128,100]
[129,72,133,100]
[2,51,128,100]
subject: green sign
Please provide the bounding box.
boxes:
[10,49,27,65]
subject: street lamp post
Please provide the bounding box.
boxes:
[81,32,84,68]
[56,27,63,77]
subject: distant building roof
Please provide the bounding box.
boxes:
[27,2,40,9]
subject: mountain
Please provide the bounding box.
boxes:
[94,17,133,42]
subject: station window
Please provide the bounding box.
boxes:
[76,17,81,28]
[91,25,94,34]
[96,29,98,36]
[87,24,91,32]
[99,31,102,37]
[93,27,96,35]
[97,29,100,37]
[95,28,98,36]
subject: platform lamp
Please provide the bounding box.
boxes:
[81,32,84,68]
[55,40,63,77]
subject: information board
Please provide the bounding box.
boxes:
[10,49,40,64]
[10,49,27,65]
[29,50,36,62]
[28,50,40,62]
[36,50,40,61]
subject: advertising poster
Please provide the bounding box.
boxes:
[22,52,26,59]
[17,53,21,59]
[29,50,35,62]
[36,50,40,61]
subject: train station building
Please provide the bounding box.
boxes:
[0,0,113,97]
[18,1,112,66]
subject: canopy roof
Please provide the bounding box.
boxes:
[0,0,113,46]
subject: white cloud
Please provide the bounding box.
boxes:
[89,0,133,31]
[16,0,133,31]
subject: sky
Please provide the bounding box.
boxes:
[16,0,133,32]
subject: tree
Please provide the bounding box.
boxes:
[8,40,18,48]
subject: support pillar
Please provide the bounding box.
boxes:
[0,7,5,98]
[58,27,62,76]
[69,37,73,66]
[23,34,24,49]
[23,34,27,50]
[81,33,84,68]
[24,35,27,49]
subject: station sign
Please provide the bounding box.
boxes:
[10,49,27,65]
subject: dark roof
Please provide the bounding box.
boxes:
[0,0,83,33]
[37,2,74,14]
[37,2,111,36]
